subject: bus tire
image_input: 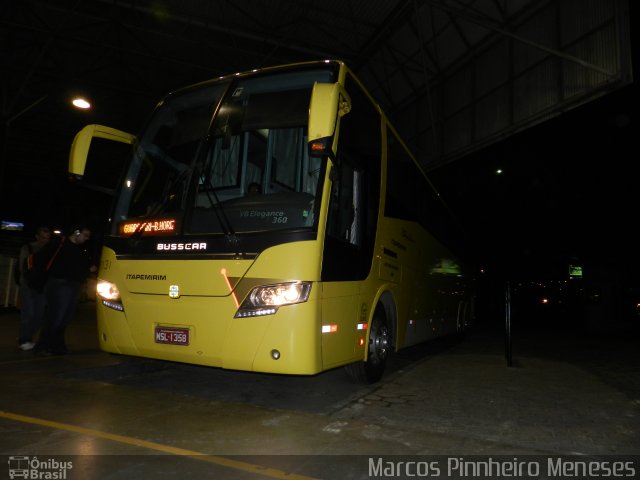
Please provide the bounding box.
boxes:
[344,305,390,384]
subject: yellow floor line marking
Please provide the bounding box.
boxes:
[0,410,318,480]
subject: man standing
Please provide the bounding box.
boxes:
[17,226,52,350]
[35,226,96,355]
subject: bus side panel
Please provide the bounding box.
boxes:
[320,281,362,369]
[376,217,465,350]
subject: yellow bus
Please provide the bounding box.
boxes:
[69,60,473,383]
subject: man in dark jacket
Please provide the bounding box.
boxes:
[34,226,96,354]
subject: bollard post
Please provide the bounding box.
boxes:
[505,280,513,367]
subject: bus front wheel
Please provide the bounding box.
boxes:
[345,305,389,383]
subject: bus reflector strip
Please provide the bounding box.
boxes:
[356,323,368,330]
[322,324,338,333]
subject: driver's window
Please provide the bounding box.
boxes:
[326,159,360,246]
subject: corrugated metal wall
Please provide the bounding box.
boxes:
[390,0,632,170]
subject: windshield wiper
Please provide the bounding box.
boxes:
[197,172,238,248]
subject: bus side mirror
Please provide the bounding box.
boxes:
[308,82,351,158]
[69,124,136,180]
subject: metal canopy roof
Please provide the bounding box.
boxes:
[0,0,633,232]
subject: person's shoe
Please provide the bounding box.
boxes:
[19,342,35,351]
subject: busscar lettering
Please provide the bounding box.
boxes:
[126,274,167,280]
[156,242,207,251]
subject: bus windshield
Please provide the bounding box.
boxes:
[113,67,335,237]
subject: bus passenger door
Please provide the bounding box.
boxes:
[320,160,363,368]
[319,73,381,369]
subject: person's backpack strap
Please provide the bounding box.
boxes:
[25,243,34,270]
[46,236,66,271]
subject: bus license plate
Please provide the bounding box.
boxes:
[155,327,190,346]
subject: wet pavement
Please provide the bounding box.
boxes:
[1,301,639,478]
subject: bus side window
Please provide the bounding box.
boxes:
[327,159,359,245]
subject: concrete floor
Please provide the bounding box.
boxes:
[1,301,639,479]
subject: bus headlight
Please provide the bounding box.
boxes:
[235,281,311,318]
[96,279,124,312]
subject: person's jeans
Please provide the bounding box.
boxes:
[37,277,82,352]
[18,286,46,344]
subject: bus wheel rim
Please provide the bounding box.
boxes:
[370,322,389,365]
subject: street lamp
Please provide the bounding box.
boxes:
[72,97,91,109]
